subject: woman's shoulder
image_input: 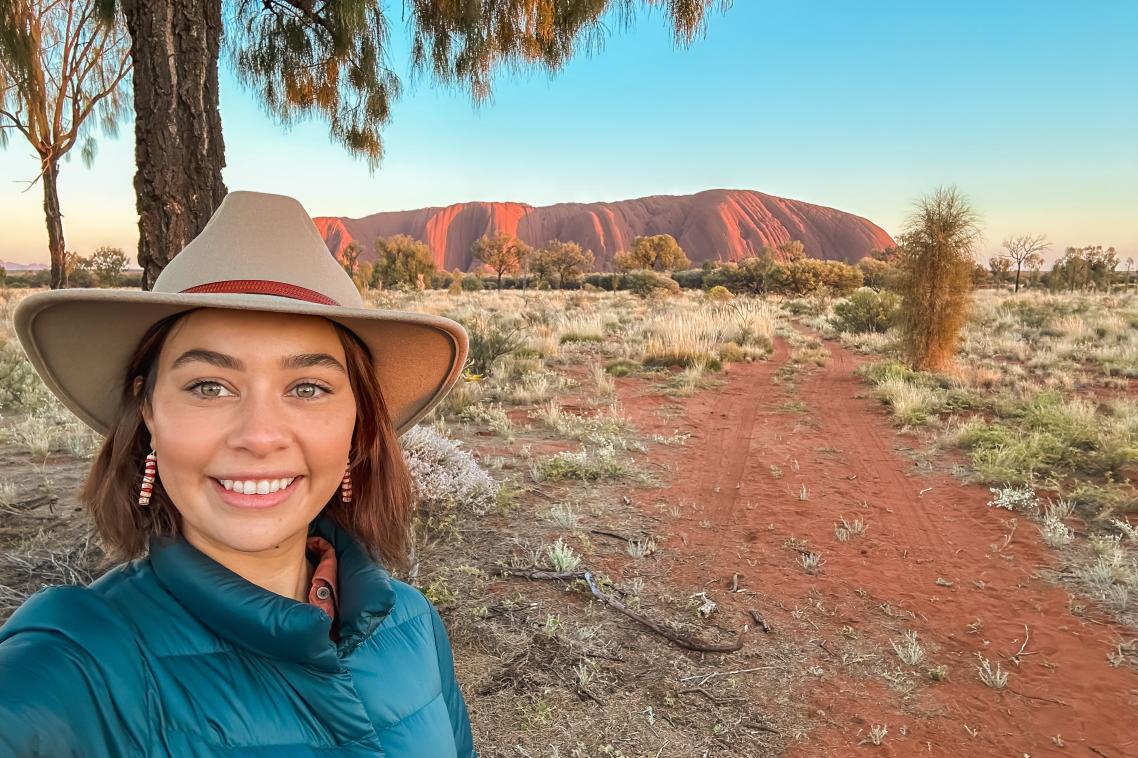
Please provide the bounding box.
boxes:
[385,576,436,624]
[0,581,138,655]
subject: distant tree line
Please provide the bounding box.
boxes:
[2,246,137,288]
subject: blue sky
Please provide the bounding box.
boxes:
[2,0,1135,265]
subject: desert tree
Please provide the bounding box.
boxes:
[372,234,435,290]
[1001,234,1050,293]
[613,233,691,272]
[1126,256,1135,292]
[1085,245,1119,292]
[88,1,731,289]
[0,0,131,289]
[89,244,127,286]
[339,241,363,277]
[472,231,530,290]
[533,240,595,289]
[987,255,1011,287]
[895,186,982,372]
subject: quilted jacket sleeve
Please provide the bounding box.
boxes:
[428,603,476,758]
[0,586,149,757]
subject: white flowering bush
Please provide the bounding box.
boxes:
[1038,516,1073,547]
[986,485,1038,512]
[401,425,499,518]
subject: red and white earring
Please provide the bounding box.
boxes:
[340,462,353,504]
[138,449,157,507]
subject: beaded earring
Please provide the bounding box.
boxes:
[138,449,157,506]
[340,462,352,504]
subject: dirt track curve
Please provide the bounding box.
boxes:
[615,333,1138,758]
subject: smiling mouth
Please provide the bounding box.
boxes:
[210,476,304,509]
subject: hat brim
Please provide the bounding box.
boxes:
[13,288,469,439]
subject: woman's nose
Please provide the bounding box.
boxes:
[226,392,292,454]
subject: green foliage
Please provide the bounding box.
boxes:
[218,2,729,170]
[705,284,734,302]
[772,258,863,296]
[1048,245,1119,292]
[830,288,900,334]
[778,240,806,261]
[0,341,53,412]
[856,256,899,289]
[622,269,680,298]
[457,314,524,376]
[340,241,363,277]
[613,234,690,272]
[88,245,128,287]
[895,186,981,371]
[604,359,641,377]
[532,240,594,289]
[471,231,529,289]
[372,234,436,289]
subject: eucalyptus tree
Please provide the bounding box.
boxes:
[94,0,731,289]
[0,0,131,288]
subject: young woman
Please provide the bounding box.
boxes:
[0,192,476,756]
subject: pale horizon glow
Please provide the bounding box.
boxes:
[1,1,1135,267]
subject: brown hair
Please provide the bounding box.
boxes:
[80,308,414,569]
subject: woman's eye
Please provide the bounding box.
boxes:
[186,381,329,399]
[293,382,331,399]
[188,380,231,398]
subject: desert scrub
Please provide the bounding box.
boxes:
[402,424,500,520]
[0,340,54,413]
[829,287,900,334]
[530,440,634,482]
[871,376,944,426]
[497,369,576,405]
[457,401,515,441]
[454,312,526,376]
[531,399,640,449]
[948,392,1138,486]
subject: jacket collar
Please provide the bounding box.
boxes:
[147,513,397,672]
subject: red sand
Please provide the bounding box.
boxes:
[610,338,1138,757]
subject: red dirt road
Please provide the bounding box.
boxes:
[615,336,1138,757]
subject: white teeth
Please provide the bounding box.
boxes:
[220,477,295,495]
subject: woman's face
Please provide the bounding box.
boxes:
[140,308,357,561]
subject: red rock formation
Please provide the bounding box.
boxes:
[315,189,895,272]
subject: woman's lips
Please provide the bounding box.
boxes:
[211,476,302,510]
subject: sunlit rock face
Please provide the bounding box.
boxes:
[314,189,895,272]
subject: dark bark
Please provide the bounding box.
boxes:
[41,157,66,290]
[1014,264,1022,293]
[120,0,227,290]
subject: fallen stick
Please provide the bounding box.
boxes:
[497,566,744,653]
[589,528,636,543]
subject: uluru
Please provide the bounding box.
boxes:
[313,189,895,272]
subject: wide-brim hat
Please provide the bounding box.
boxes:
[13,191,469,438]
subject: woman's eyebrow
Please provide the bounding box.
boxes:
[171,349,346,374]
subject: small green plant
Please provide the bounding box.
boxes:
[830,287,900,334]
[928,665,949,682]
[547,538,581,572]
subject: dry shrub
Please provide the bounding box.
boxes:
[896,186,981,371]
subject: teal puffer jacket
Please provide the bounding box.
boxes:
[0,514,476,757]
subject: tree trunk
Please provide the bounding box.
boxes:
[121,0,227,291]
[41,157,67,290]
[1014,264,1022,293]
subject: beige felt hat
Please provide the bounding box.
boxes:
[13,191,469,438]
